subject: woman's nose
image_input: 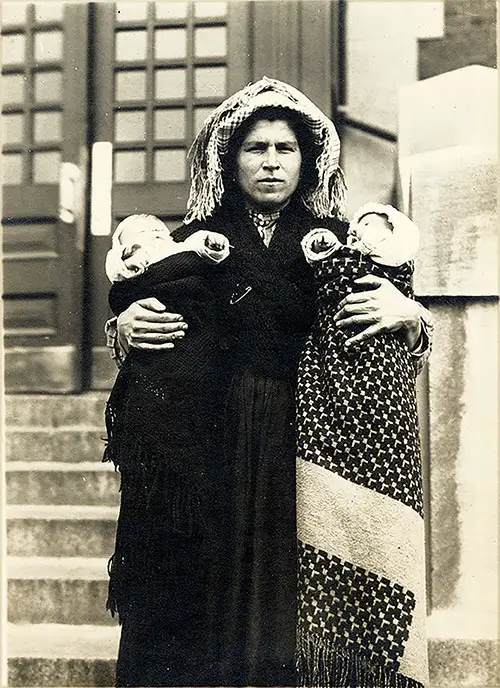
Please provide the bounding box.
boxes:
[263,146,279,169]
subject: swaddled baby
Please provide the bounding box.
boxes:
[296,203,423,514]
[105,213,229,282]
[103,213,231,619]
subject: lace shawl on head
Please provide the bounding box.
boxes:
[184,76,347,224]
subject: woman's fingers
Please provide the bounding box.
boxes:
[129,328,186,345]
[132,341,175,350]
[334,275,422,348]
[334,300,377,321]
[117,298,188,349]
[344,324,382,348]
[336,312,379,330]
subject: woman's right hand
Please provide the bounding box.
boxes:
[117,297,188,351]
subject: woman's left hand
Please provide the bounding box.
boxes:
[334,275,422,350]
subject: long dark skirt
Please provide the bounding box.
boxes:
[114,369,297,687]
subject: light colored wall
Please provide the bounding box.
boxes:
[344,1,445,133]
[396,65,498,686]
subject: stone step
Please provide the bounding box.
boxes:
[6,462,120,506]
[5,393,108,428]
[6,429,106,463]
[7,557,117,626]
[7,505,118,557]
[7,623,119,687]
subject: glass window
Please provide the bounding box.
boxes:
[33,150,61,184]
[194,26,227,58]
[155,68,186,99]
[115,70,146,101]
[155,28,186,60]
[2,33,25,64]
[194,66,226,99]
[155,2,188,20]
[34,30,63,62]
[35,4,64,23]
[33,71,62,102]
[154,149,185,182]
[3,73,26,105]
[2,153,23,184]
[194,2,227,17]
[115,110,146,142]
[114,150,146,182]
[115,2,148,22]
[3,113,24,145]
[115,30,147,62]
[33,111,62,143]
[155,109,185,140]
[2,3,27,26]
[194,107,215,136]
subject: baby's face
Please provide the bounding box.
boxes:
[119,222,173,250]
[356,213,393,244]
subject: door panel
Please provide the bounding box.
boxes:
[88,1,251,388]
[2,2,89,392]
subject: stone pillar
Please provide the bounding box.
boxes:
[396,66,498,686]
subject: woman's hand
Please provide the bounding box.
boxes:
[117,297,188,351]
[333,275,422,350]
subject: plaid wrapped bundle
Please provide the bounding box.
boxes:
[296,249,428,687]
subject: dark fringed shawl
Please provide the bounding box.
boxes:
[296,249,429,687]
[104,251,223,620]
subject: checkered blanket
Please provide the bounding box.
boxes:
[296,249,428,687]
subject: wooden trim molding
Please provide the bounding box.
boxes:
[4,346,82,393]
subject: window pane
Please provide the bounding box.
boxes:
[194,2,227,17]
[154,149,185,182]
[2,33,25,64]
[156,2,188,19]
[3,113,24,145]
[33,150,60,184]
[33,71,62,102]
[2,3,27,25]
[194,107,215,136]
[35,4,64,23]
[34,111,62,143]
[114,150,145,182]
[2,153,23,184]
[155,109,185,140]
[194,27,227,58]
[115,2,148,22]
[3,73,26,104]
[155,68,186,99]
[115,110,146,142]
[115,30,147,62]
[34,30,63,62]
[155,28,186,60]
[194,66,226,99]
[115,70,146,101]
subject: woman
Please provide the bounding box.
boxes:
[106,77,432,687]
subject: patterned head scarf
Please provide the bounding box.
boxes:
[185,76,347,224]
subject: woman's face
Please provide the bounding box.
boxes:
[235,119,302,212]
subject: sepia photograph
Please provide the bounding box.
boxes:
[1,1,497,687]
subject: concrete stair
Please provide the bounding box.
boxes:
[5,393,120,687]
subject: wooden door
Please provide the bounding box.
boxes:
[2,2,89,392]
[88,1,252,388]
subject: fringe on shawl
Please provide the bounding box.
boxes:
[103,397,205,620]
[184,76,348,224]
[297,628,424,688]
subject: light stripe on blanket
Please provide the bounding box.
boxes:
[297,458,428,685]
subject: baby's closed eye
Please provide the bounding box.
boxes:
[121,244,142,261]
